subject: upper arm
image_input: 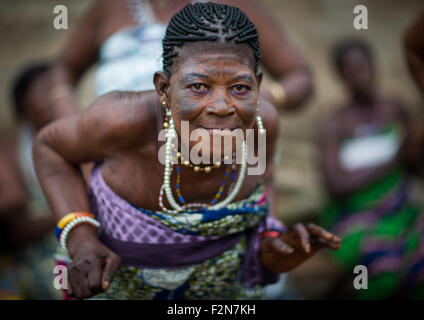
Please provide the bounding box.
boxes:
[34,91,156,165]
[54,0,107,82]
[228,0,308,77]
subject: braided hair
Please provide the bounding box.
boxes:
[162,2,261,76]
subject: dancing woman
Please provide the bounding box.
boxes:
[34,3,339,299]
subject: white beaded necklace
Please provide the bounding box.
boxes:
[160,115,247,212]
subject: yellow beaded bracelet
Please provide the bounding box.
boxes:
[57,212,93,229]
[56,212,94,240]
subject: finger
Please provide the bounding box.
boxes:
[79,276,94,299]
[102,254,122,291]
[65,281,74,298]
[313,237,341,250]
[73,283,83,300]
[324,239,341,250]
[68,268,83,299]
[307,223,341,244]
[87,261,103,295]
[271,237,294,254]
[293,223,311,253]
[70,267,91,299]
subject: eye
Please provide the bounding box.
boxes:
[231,84,250,95]
[190,83,209,94]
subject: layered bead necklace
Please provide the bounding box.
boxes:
[159,108,248,213]
[175,154,237,206]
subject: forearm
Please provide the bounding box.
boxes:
[33,135,92,223]
[33,137,99,256]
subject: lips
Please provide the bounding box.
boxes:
[198,126,242,135]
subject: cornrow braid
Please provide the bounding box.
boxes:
[162,2,261,76]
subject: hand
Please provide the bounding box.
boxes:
[259,223,341,274]
[65,224,122,299]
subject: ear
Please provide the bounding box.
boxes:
[153,71,170,104]
[255,69,263,91]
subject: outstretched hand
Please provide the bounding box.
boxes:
[259,223,341,274]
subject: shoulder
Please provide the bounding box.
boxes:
[79,90,160,149]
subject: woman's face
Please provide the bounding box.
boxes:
[156,42,261,161]
[340,48,375,99]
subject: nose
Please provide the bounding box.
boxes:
[205,90,236,117]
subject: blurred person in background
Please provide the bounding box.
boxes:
[404,9,424,173]
[0,63,73,299]
[317,39,424,299]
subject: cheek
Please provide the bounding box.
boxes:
[173,91,201,119]
[240,101,257,128]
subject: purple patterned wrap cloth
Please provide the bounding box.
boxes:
[89,165,282,287]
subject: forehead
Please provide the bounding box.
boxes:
[171,42,256,78]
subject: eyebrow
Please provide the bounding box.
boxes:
[182,73,209,82]
[230,74,255,84]
[181,72,255,84]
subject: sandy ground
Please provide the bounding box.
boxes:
[1,0,424,298]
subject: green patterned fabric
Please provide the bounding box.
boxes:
[321,168,424,299]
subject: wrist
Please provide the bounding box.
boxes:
[66,223,99,258]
